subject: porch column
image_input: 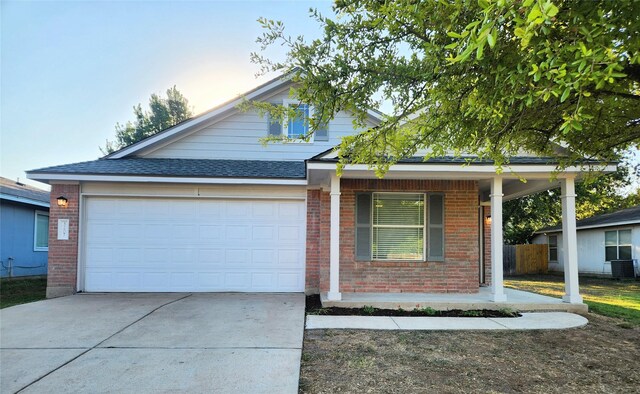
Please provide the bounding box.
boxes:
[490,177,507,302]
[561,176,583,303]
[327,173,342,301]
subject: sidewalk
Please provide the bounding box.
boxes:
[306,312,588,330]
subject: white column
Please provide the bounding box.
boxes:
[561,176,583,304]
[327,173,342,301]
[490,177,507,302]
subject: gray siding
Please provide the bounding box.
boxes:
[144,91,374,161]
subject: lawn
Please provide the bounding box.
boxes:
[299,314,639,393]
[505,275,640,326]
[300,275,640,393]
[0,277,47,309]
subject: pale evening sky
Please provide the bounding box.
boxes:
[1,0,333,190]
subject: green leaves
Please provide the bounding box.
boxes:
[250,0,640,175]
[102,86,193,155]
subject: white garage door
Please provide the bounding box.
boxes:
[83,197,306,292]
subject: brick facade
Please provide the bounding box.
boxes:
[46,184,80,298]
[306,179,486,294]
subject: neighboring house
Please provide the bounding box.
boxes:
[0,177,50,277]
[27,72,613,303]
[533,205,640,276]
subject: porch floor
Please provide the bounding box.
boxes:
[321,287,588,313]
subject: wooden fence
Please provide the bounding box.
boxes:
[503,244,548,275]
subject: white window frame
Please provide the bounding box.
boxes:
[605,229,632,261]
[371,192,426,261]
[282,99,315,143]
[548,234,558,262]
[33,210,49,252]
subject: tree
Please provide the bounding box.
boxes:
[504,163,640,244]
[102,86,193,154]
[252,0,639,173]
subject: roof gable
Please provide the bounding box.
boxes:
[106,73,297,159]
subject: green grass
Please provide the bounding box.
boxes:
[0,277,47,309]
[505,275,640,326]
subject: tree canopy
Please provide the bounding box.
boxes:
[253,0,640,172]
[102,86,192,154]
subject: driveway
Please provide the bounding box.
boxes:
[0,293,305,393]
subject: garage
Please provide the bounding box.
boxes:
[83,197,306,292]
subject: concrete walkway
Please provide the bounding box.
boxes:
[306,312,588,330]
[321,288,589,313]
[1,293,305,394]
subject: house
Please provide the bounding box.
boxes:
[0,177,50,277]
[26,73,614,304]
[533,205,640,276]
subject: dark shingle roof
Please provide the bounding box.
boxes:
[537,205,640,233]
[0,177,50,204]
[27,159,306,179]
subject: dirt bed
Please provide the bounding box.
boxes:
[299,313,640,393]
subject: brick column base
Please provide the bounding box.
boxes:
[47,184,80,298]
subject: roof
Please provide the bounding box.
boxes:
[536,205,640,233]
[0,177,50,207]
[309,153,602,166]
[27,159,307,179]
[105,70,384,160]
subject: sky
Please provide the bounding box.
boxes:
[1,0,334,190]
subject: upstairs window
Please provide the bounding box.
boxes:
[266,100,328,142]
[605,229,632,261]
[287,103,310,138]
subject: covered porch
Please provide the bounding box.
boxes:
[307,155,616,310]
[320,287,588,313]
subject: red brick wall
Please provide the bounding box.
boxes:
[46,184,80,298]
[305,189,321,293]
[306,179,482,294]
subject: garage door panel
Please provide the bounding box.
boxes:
[84,197,305,292]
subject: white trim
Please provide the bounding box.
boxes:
[307,162,617,175]
[33,210,49,252]
[490,177,506,302]
[1,193,49,208]
[108,76,295,159]
[534,219,640,234]
[79,192,306,201]
[77,193,86,292]
[561,177,582,304]
[27,173,308,186]
[327,173,341,301]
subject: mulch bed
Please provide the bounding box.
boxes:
[305,295,521,318]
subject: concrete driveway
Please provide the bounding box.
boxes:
[0,293,305,393]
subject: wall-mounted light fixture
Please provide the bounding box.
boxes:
[485,215,492,225]
[57,196,68,208]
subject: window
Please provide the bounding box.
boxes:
[605,229,632,261]
[287,103,310,138]
[548,235,558,262]
[266,100,328,141]
[355,192,444,261]
[34,211,49,251]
